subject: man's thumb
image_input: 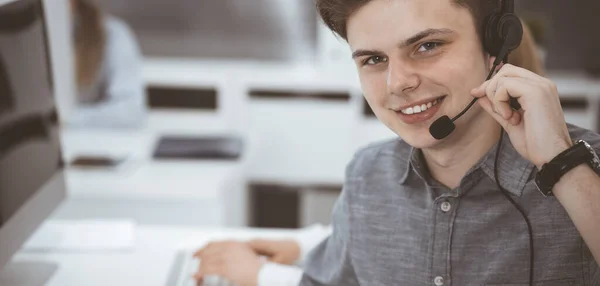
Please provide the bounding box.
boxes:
[247,239,271,252]
[269,254,287,264]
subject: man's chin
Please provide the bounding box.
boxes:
[394,129,442,149]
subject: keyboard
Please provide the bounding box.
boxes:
[168,249,235,286]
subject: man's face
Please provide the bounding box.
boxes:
[347,0,490,149]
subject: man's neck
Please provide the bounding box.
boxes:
[422,115,501,189]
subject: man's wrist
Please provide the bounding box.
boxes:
[536,139,573,170]
[537,139,600,197]
[552,164,591,198]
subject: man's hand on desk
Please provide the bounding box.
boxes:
[247,239,301,265]
[193,241,262,286]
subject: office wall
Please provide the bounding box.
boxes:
[95,0,317,62]
[516,0,600,73]
[98,0,600,73]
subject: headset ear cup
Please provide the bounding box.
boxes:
[497,14,523,53]
[483,13,502,57]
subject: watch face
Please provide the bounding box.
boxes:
[580,140,600,170]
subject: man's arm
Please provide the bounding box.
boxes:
[553,164,600,264]
[299,186,359,286]
[471,64,600,266]
[551,130,600,275]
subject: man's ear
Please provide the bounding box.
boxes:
[488,56,497,69]
[487,55,505,74]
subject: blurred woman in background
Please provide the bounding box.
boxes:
[68,0,145,128]
[191,18,547,286]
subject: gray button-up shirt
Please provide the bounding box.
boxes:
[300,124,600,286]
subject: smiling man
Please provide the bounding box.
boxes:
[299,0,600,285]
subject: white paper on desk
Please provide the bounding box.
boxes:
[22,219,136,251]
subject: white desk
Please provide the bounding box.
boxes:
[143,58,370,186]
[54,128,252,227]
[2,223,299,286]
[142,59,600,186]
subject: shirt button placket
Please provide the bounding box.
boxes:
[440,201,451,212]
[434,275,444,286]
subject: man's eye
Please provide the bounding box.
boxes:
[417,42,442,53]
[364,56,387,65]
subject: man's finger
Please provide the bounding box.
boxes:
[270,254,288,264]
[194,241,221,258]
[471,80,490,98]
[247,239,274,254]
[200,243,229,258]
[493,63,546,83]
[491,79,515,120]
[508,110,522,126]
[492,77,539,113]
[193,247,204,258]
[477,97,510,130]
[198,257,224,277]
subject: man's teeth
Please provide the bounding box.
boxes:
[401,98,441,115]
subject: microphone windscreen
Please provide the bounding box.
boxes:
[429,115,455,140]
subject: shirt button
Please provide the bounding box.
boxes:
[434,276,444,286]
[440,201,451,212]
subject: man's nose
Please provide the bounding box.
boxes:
[386,60,420,96]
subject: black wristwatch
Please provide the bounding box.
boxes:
[534,140,600,197]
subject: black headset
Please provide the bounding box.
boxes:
[429,2,535,286]
[484,0,523,65]
[429,0,524,140]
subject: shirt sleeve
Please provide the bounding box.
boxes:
[257,262,303,286]
[298,185,359,286]
[69,17,146,129]
[295,224,332,264]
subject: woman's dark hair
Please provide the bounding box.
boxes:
[73,0,106,90]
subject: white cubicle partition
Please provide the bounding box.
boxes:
[53,128,250,227]
[549,71,600,132]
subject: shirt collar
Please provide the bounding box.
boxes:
[398,132,535,197]
[399,147,428,184]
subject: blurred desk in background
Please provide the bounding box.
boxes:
[52,127,253,227]
[4,223,298,286]
[547,71,600,133]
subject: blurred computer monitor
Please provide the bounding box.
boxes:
[0,0,70,270]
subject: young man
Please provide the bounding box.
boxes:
[191,17,553,286]
[297,0,600,285]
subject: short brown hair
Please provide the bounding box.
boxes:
[316,0,546,75]
[316,0,497,43]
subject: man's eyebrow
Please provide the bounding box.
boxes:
[401,28,455,47]
[351,49,385,59]
[351,28,455,59]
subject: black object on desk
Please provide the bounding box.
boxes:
[70,156,125,168]
[152,136,243,160]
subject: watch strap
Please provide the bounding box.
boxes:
[535,140,594,196]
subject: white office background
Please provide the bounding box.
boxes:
[51,0,600,228]
[0,0,599,285]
